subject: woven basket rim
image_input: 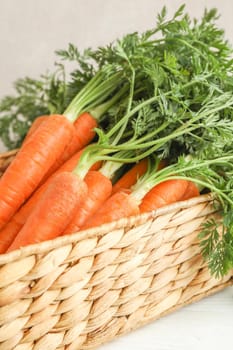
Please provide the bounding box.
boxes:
[0,193,214,264]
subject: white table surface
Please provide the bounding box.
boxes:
[100,287,233,350]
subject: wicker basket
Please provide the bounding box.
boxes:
[0,151,232,350]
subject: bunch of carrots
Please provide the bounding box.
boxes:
[0,81,200,253]
[0,79,231,254]
[1,6,233,278]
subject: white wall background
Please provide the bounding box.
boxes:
[0,0,233,99]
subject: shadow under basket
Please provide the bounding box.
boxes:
[0,150,232,349]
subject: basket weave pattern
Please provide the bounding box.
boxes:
[0,149,18,177]
[0,152,232,350]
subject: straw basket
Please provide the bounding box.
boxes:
[0,150,232,350]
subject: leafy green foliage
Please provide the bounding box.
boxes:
[199,210,233,277]
[0,72,65,149]
[56,43,97,105]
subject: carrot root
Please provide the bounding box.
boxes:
[0,115,74,229]
[181,181,200,200]
[23,115,48,144]
[112,158,148,194]
[7,172,88,251]
[42,112,98,181]
[139,179,189,213]
[63,170,113,235]
[82,191,140,230]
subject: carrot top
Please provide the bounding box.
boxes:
[63,69,127,123]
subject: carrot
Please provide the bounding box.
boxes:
[24,88,126,185]
[24,112,96,150]
[0,69,126,230]
[63,112,97,158]
[21,112,98,187]
[23,115,48,143]
[0,150,83,253]
[82,190,140,230]
[79,159,167,230]
[112,158,166,194]
[6,145,130,250]
[0,114,74,229]
[7,172,88,251]
[42,112,97,180]
[62,151,133,235]
[0,148,102,253]
[78,178,198,231]
[63,170,113,234]
[139,179,189,213]
[181,181,200,200]
[112,158,148,194]
[23,112,96,158]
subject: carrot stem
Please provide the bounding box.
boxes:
[99,151,133,180]
[64,71,123,122]
[89,84,129,121]
[111,63,135,145]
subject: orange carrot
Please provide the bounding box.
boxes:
[0,148,101,253]
[181,181,200,200]
[63,170,113,235]
[112,158,148,194]
[21,112,97,186]
[7,172,88,251]
[42,112,97,180]
[0,115,75,229]
[23,115,48,143]
[81,177,192,230]
[63,112,97,159]
[0,68,126,230]
[0,150,83,253]
[62,153,131,235]
[112,159,166,194]
[24,113,96,151]
[139,179,189,213]
[67,156,166,233]
[82,191,140,230]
